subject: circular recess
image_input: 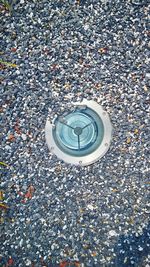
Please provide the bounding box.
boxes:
[45,99,112,166]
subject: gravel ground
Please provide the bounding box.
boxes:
[0,0,150,266]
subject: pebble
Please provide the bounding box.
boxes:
[5,145,11,150]
[138,246,143,251]
[16,70,20,75]
[26,259,32,266]
[87,204,95,211]
[108,230,118,237]
[21,134,27,141]
[145,73,150,79]
[19,239,23,247]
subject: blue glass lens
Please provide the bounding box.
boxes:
[53,107,104,157]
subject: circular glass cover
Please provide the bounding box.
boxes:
[45,99,112,166]
[53,107,104,157]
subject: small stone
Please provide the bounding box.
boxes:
[21,134,27,141]
[26,259,32,266]
[87,204,97,210]
[26,218,30,224]
[51,244,55,250]
[29,12,33,18]
[124,257,128,263]
[7,134,15,142]
[127,137,131,144]
[0,217,4,223]
[134,129,139,134]
[98,47,108,53]
[84,24,89,30]
[138,246,143,251]
[144,85,148,92]
[145,73,150,79]
[19,239,23,247]
[5,145,11,150]
[108,230,118,237]
[16,70,20,75]
[91,251,97,257]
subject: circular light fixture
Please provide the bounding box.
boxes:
[45,99,112,166]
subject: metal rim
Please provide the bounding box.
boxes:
[45,99,113,166]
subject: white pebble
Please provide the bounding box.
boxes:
[26,259,32,266]
[108,230,118,237]
[84,24,89,30]
[5,145,11,150]
[51,244,55,250]
[60,251,64,257]
[145,73,150,79]
[87,204,94,210]
[29,12,33,18]
[19,239,23,247]
[16,70,20,75]
[22,134,27,141]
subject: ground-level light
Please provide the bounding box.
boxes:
[45,99,112,166]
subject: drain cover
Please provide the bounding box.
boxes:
[45,99,112,166]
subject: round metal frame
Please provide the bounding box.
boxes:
[45,99,113,166]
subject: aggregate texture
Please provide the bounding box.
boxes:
[0,0,150,266]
